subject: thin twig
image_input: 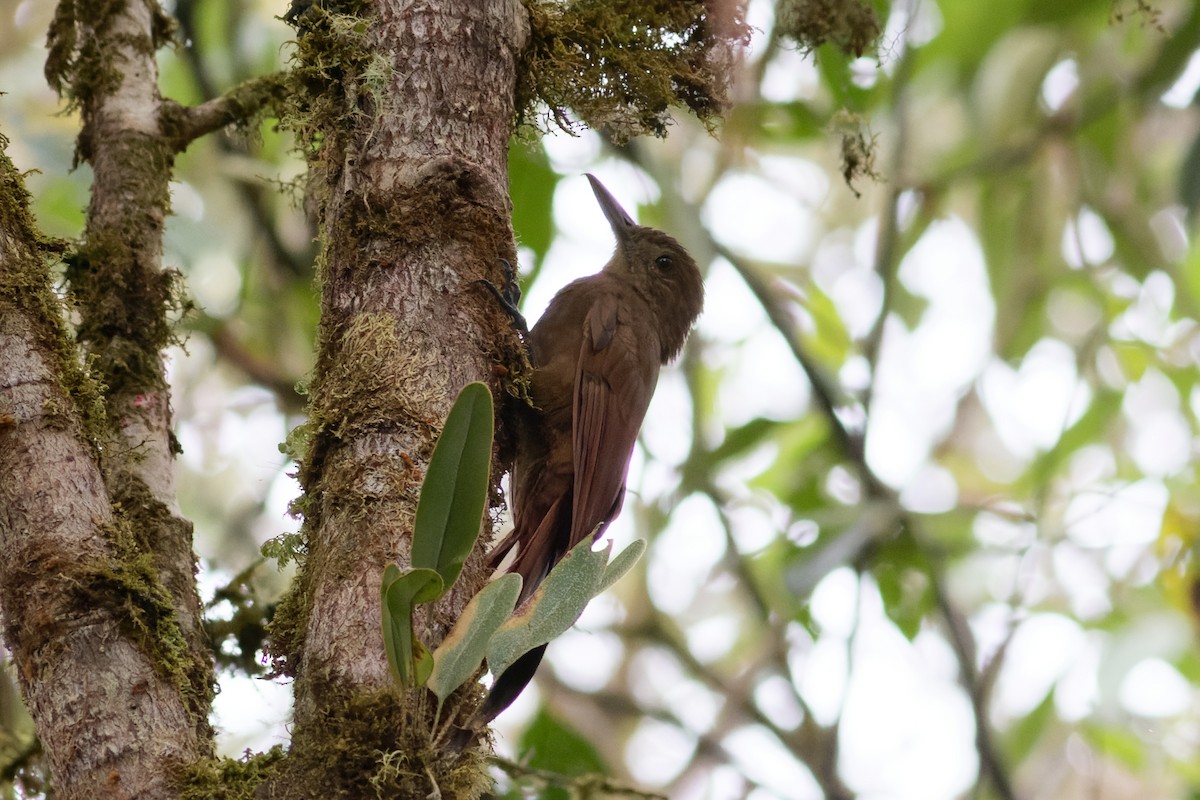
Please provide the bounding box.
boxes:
[489,753,668,799]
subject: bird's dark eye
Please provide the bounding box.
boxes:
[654,255,673,270]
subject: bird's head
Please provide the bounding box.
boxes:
[587,173,704,361]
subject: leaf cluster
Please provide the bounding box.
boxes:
[380,383,644,730]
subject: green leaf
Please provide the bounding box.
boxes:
[411,381,494,596]
[414,639,434,687]
[380,564,403,683]
[486,539,611,678]
[596,539,646,595]
[518,709,607,785]
[708,417,782,464]
[1005,689,1056,765]
[508,139,558,273]
[427,573,523,704]
[381,567,443,688]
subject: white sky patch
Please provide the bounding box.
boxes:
[1122,368,1191,476]
[548,629,623,692]
[1119,658,1193,718]
[898,462,959,513]
[810,567,860,637]
[1041,58,1079,112]
[647,494,727,614]
[723,492,789,554]
[759,154,831,209]
[867,217,994,485]
[188,250,243,317]
[541,126,603,173]
[796,636,849,725]
[626,718,697,786]
[168,180,205,220]
[1162,49,1200,107]
[1064,479,1167,552]
[1055,632,1102,721]
[715,327,812,427]
[1047,285,1103,343]
[1052,542,1113,620]
[973,511,1036,548]
[1111,270,1178,347]
[212,673,292,756]
[754,674,806,731]
[882,0,943,55]
[629,646,722,733]
[640,366,694,465]
[686,614,745,664]
[993,613,1085,720]
[1062,206,1115,267]
[697,258,771,342]
[704,171,819,263]
[812,227,884,338]
[724,726,823,799]
[759,47,821,103]
[839,619,977,800]
[979,338,1090,457]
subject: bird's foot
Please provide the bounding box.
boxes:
[477,258,529,338]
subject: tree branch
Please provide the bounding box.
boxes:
[163,74,289,151]
[0,134,208,800]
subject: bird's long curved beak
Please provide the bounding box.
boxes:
[586,173,636,247]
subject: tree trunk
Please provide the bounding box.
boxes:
[1,0,216,794]
[263,1,529,795]
[4,0,533,795]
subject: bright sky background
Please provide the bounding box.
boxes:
[201,89,1198,793]
[3,0,1195,796]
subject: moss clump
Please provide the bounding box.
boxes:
[279,1,380,201]
[520,0,751,141]
[269,688,491,799]
[830,110,879,197]
[0,137,105,442]
[82,505,212,722]
[63,230,191,402]
[45,0,177,156]
[776,0,881,57]
[179,746,287,800]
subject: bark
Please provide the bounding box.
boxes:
[64,0,212,691]
[0,0,289,795]
[0,149,207,799]
[263,0,529,795]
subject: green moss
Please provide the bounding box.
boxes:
[265,687,491,799]
[775,0,881,56]
[262,534,312,679]
[0,134,106,447]
[80,498,212,721]
[279,1,379,188]
[63,229,189,402]
[179,747,287,800]
[1,112,203,727]
[46,0,177,126]
[519,0,751,141]
[160,73,292,153]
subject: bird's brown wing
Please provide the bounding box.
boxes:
[569,292,659,548]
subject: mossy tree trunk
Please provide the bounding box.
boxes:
[0,0,275,797]
[1,0,739,795]
[255,1,529,796]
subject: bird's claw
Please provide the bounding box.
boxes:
[478,258,529,337]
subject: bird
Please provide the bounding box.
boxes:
[476,173,704,727]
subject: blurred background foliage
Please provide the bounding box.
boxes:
[3,0,1200,798]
